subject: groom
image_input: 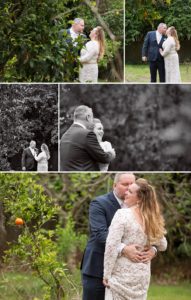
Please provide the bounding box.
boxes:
[81,173,157,300]
[60,105,116,171]
[21,140,37,171]
[142,23,167,82]
[60,18,87,47]
[67,18,86,43]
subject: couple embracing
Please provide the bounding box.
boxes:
[65,18,105,83]
[60,105,115,171]
[22,140,50,172]
[81,173,167,300]
[142,23,181,83]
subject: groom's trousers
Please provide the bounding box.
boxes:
[82,274,105,300]
[149,59,165,82]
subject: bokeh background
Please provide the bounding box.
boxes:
[60,84,191,171]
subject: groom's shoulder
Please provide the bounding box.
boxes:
[23,147,29,152]
[92,192,113,205]
[147,30,155,36]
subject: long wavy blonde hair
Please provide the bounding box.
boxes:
[168,26,180,51]
[135,179,166,245]
[94,26,105,60]
[41,143,50,160]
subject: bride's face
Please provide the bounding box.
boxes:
[90,28,97,40]
[94,123,104,141]
[124,183,139,207]
[166,28,171,36]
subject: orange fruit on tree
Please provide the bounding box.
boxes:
[15,218,24,225]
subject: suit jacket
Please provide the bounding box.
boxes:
[81,191,121,278]
[142,31,166,61]
[59,28,87,46]
[60,124,112,171]
[21,147,36,171]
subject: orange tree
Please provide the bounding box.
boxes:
[0,0,85,82]
[0,173,83,300]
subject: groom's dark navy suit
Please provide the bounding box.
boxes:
[60,124,112,171]
[142,31,166,82]
[81,191,121,300]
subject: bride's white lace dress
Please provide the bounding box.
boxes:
[79,40,99,83]
[161,36,181,83]
[104,209,167,300]
[99,141,113,171]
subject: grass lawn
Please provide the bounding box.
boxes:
[125,64,191,83]
[0,271,44,300]
[0,271,191,299]
[148,283,191,300]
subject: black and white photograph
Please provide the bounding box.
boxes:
[59,84,191,171]
[0,84,58,171]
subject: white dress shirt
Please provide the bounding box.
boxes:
[69,28,79,41]
[29,147,35,157]
[156,30,162,44]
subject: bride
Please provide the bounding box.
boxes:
[35,143,50,172]
[159,26,181,83]
[103,179,167,300]
[79,26,105,83]
[93,118,114,171]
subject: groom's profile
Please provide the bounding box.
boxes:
[142,23,167,82]
[67,18,85,40]
[60,105,115,171]
[59,18,86,45]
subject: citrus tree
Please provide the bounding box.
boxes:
[0,0,123,82]
[0,173,82,300]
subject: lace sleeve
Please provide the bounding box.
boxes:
[155,236,167,251]
[104,210,125,279]
[34,152,44,162]
[161,38,173,57]
[79,41,98,63]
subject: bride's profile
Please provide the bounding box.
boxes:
[103,179,167,300]
[79,26,105,83]
[93,118,114,171]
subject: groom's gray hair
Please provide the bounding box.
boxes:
[74,105,92,120]
[74,18,84,24]
[114,173,136,184]
[157,23,167,29]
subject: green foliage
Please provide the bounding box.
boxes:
[0,173,78,300]
[56,216,87,264]
[126,0,191,44]
[0,0,87,82]
[0,84,58,171]
[0,0,123,82]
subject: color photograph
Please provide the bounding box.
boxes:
[125,0,191,83]
[0,173,190,300]
[0,0,123,83]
